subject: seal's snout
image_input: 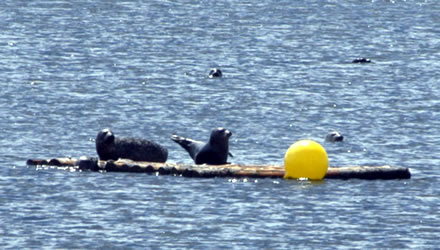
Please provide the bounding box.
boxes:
[225,129,232,137]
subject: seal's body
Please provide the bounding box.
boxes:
[96,129,168,162]
[172,127,232,165]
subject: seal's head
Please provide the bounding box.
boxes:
[352,58,371,63]
[96,128,115,146]
[211,127,231,139]
[326,131,344,142]
[209,127,232,147]
[208,68,222,78]
[96,128,117,160]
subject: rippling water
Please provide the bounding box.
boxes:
[1,0,439,248]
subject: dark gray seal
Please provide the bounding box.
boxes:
[208,68,222,78]
[352,58,371,63]
[96,128,168,162]
[325,131,344,142]
[171,127,232,165]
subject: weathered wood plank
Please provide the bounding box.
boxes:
[26,157,411,180]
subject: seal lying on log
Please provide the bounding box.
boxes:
[96,128,168,162]
[171,127,232,165]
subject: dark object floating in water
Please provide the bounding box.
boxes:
[208,68,222,78]
[326,131,344,142]
[352,58,372,63]
[26,157,411,180]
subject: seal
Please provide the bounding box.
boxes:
[325,131,344,142]
[171,127,232,165]
[208,68,222,78]
[95,128,168,162]
[352,58,371,63]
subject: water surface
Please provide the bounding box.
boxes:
[1,0,439,248]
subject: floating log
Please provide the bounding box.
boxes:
[26,157,80,167]
[26,157,411,180]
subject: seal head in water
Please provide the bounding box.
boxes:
[325,131,344,142]
[208,68,222,78]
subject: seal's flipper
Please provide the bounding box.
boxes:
[171,135,204,160]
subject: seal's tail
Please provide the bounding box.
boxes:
[171,135,193,150]
[171,135,203,160]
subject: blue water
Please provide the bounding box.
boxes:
[1,0,439,248]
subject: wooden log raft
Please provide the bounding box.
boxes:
[26,157,411,180]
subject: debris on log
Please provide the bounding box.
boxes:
[26,157,411,180]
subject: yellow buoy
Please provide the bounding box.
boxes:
[284,140,329,180]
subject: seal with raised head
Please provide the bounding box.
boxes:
[96,128,168,162]
[325,131,344,142]
[208,68,222,78]
[171,127,232,165]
